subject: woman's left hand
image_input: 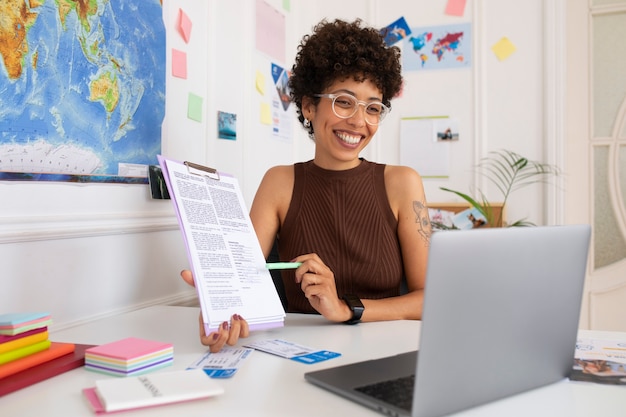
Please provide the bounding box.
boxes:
[293,254,351,322]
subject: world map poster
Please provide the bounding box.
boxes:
[0,0,165,183]
[402,23,471,71]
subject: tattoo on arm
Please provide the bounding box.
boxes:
[413,201,432,245]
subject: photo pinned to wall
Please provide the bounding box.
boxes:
[380,16,412,46]
[148,165,170,200]
[435,117,459,141]
[402,23,471,71]
[218,111,237,141]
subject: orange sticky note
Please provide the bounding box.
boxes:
[178,8,192,43]
[171,49,187,79]
[491,37,517,61]
[445,0,466,17]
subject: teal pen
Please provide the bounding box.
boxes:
[265,262,303,270]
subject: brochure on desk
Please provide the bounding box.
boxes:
[569,337,626,385]
[158,156,285,334]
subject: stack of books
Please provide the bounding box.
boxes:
[85,337,174,377]
[0,312,92,396]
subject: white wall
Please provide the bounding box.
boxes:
[1,0,552,330]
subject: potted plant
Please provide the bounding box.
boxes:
[434,149,560,229]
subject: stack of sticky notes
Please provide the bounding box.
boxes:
[85,337,173,377]
[0,313,53,366]
[0,312,92,396]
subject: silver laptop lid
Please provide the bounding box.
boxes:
[413,224,591,417]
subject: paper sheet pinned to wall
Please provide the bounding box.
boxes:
[400,117,450,178]
[255,0,286,63]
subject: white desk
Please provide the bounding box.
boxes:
[1,306,625,417]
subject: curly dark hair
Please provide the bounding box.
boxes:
[289,19,403,135]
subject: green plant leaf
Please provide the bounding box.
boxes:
[438,149,559,228]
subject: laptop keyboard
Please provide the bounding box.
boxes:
[355,374,415,412]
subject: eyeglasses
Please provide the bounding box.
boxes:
[314,93,389,125]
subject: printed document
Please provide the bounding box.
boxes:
[158,156,285,334]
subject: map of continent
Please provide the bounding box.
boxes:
[0,0,165,182]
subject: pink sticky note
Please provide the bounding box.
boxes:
[178,8,192,43]
[171,48,187,79]
[445,0,466,17]
[85,337,172,361]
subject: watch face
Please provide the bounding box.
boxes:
[343,295,364,323]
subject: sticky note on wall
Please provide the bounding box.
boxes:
[171,49,187,79]
[445,0,467,17]
[188,93,203,122]
[178,8,192,43]
[491,37,517,61]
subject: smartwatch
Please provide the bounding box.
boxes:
[341,294,364,325]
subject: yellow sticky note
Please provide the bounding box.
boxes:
[188,93,203,122]
[260,102,272,125]
[255,71,266,95]
[491,37,516,61]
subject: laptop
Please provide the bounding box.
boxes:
[305,224,591,417]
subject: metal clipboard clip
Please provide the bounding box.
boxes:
[184,161,220,181]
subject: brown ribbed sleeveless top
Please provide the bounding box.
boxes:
[278,159,404,313]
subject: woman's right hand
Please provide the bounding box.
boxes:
[181,270,250,353]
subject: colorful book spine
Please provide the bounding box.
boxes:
[0,326,47,344]
[0,343,92,397]
[0,331,49,355]
[0,340,51,365]
[0,342,75,380]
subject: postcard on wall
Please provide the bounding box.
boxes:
[381,16,412,46]
[402,23,472,71]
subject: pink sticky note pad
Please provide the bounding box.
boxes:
[171,49,187,79]
[86,337,172,361]
[178,8,192,43]
[445,0,467,17]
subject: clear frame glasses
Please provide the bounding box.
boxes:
[314,93,389,125]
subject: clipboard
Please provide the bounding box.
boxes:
[183,161,220,181]
[157,155,285,334]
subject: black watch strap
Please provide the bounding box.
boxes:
[341,294,364,324]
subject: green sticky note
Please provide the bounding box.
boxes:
[188,93,203,122]
[283,0,290,11]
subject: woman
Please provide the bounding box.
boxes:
[182,18,431,352]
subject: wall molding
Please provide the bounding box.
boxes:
[543,0,567,225]
[0,212,179,244]
[49,291,198,333]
